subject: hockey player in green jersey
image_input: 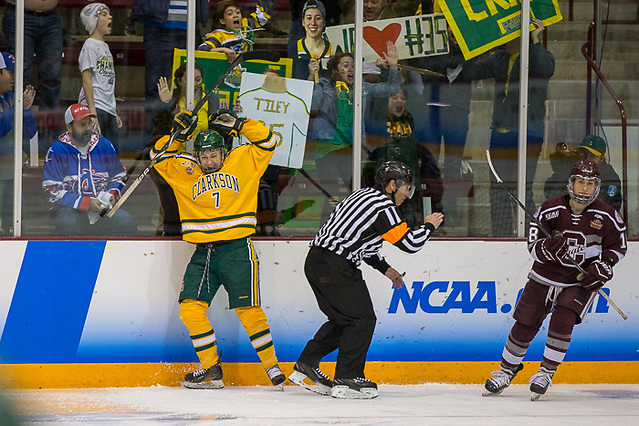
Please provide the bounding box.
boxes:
[151,109,285,389]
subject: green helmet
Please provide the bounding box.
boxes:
[194,129,225,154]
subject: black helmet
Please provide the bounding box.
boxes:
[375,161,415,197]
[568,159,601,205]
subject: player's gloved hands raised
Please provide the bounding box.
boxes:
[539,231,568,262]
[172,110,198,143]
[209,108,245,138]
[580,259,613,291]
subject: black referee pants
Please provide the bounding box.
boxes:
[298,247,377,379]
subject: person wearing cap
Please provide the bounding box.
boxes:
[79,3,122,152]
[292,0,333,81]
[2,0,62,111]
[577,135,622,211]
[0,52,37,234]
[42,104,137,236]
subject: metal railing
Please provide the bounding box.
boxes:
[581,21,629,222]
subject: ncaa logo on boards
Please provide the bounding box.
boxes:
[388,280,613,315]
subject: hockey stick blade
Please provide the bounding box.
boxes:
[106,51,281,219]
[485,150,627,320]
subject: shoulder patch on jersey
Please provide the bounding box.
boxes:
[607,185,618,197]
[545,210,559,220]
[181,161,195,175]
[590,218,603,230]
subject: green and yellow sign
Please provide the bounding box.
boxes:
[172,50,293,106]
[438,0,562,59]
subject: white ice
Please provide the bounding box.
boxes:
[4,383,639,425]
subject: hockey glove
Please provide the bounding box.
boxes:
[539,231,568,262]
[580,259,613,291]
[209,108,245,138]
[172,111,198,143]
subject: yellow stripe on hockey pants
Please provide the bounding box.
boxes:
[180,299,220,369]
[235,306,278,369]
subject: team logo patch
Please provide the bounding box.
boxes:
[607,185,618,197]
[590,219,603,230]
[182,161,195,175]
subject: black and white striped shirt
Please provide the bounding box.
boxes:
[310,187,435,271]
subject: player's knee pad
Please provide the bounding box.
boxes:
[548,306,578,335]
[179,299,212,334]
[235,306,267,330]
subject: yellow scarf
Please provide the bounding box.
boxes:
[335,81,350,93]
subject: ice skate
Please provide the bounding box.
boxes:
[529,367,554,401]
[331,377,378,399]
[482,364,523,396]
[183,362,224,389]
[288,362,333,396]
[266,364,286,389]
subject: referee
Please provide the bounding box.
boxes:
[288,161,444,399]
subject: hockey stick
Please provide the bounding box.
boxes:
[105,50,281,218]
[486,150,627,320]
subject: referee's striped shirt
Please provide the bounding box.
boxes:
[310,187,436,271]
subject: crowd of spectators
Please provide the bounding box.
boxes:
[0,0,619,238]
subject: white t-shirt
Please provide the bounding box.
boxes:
[78,38,116,116]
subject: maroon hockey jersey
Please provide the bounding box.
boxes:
[528,195,627,287]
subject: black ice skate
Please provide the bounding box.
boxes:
[288,362,333,395]
[266,364,286,389]
[482,364,524,396]
[331,377,378,399]
[529,367,554,401]
[183,362,224,389]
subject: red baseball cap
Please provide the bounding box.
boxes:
[64,103,96,125]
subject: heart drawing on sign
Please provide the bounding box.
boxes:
[362,23,402,57]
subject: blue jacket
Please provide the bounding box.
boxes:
[132,0,209,27]
[43,131,126,212]
[309,68,401,141]
[0,92,37,157]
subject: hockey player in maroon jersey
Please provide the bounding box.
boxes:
[483,160,627,400]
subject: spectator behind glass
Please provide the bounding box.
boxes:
[2,0,62,111]
[367,89,443,229]
[293,0,333,81]
[287,0,341,68]
[339,0,423,82]
[43,104,137,236]
[0,52,37,235]
[78,3,122,152]
[484,19,555,237]
[406,23,493,225]
[309,43,400,224]
[157,62,221,139]
[131,0,209,129]
[198,0,271,62]
[544,136,622,212]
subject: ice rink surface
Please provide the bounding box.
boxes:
[4,383,639,425]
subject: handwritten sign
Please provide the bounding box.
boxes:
[238,73,314,169]
[438,0,563,59]
[324,14,449,63]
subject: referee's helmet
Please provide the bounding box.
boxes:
[376,161,415,197]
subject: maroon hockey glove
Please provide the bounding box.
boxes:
[539,231,568,262]
[580,259,613,291]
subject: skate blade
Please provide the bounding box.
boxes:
[331,385,378,400]
[288,371,331,396]
[182,379,225,389]
[482,388,504,397]
[531,392,542,401]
